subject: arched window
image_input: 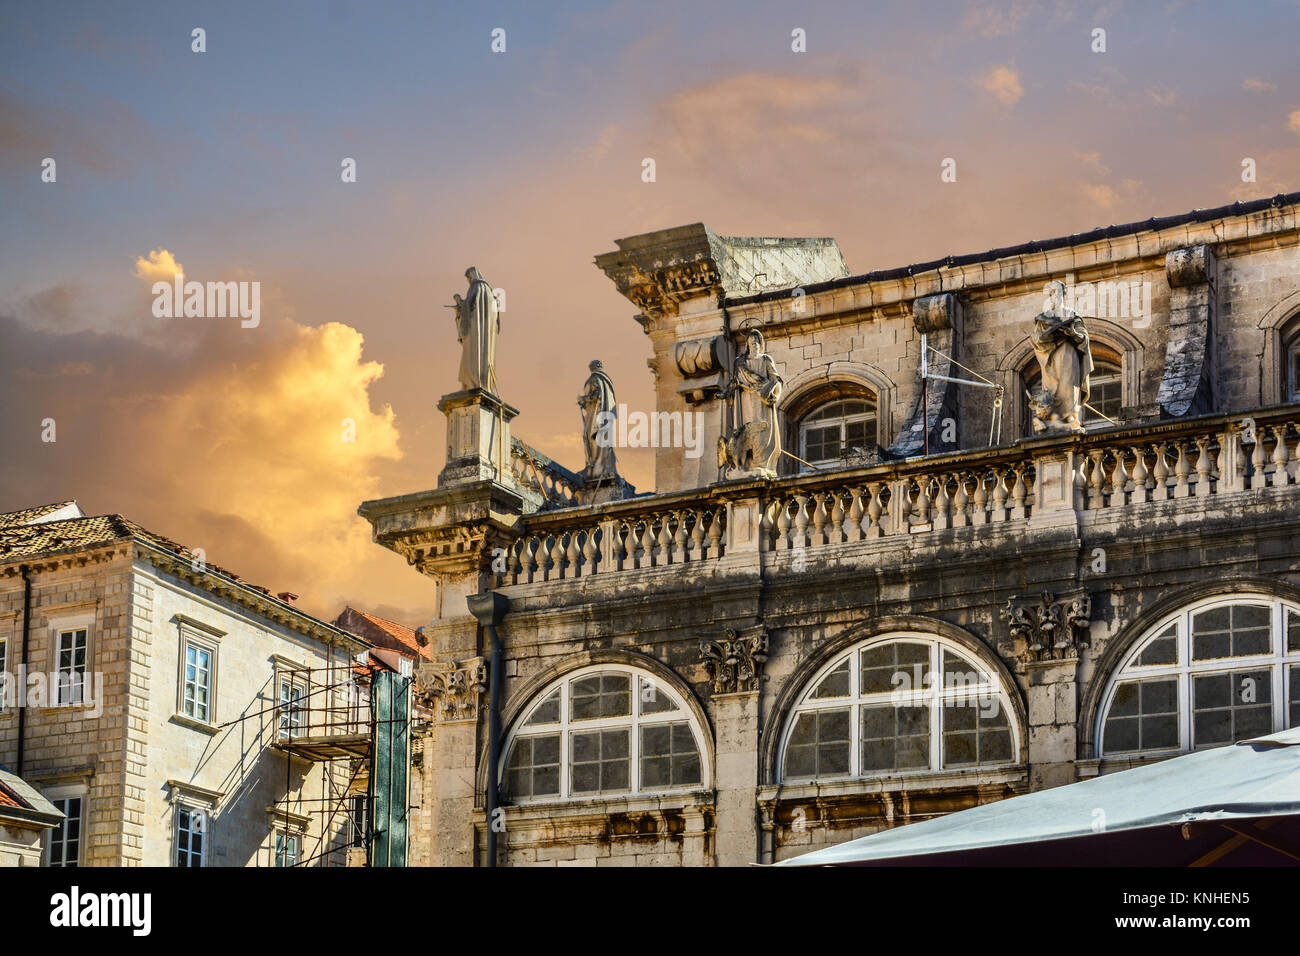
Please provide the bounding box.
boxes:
[1285,324,1300,402]
[1021,343,1123,434]
[1097,595,1300,757]
[502,665,706,802]
[779,635,1019,781]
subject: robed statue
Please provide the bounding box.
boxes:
[578,359,619,481]
[451,266,499,391]
[1029,280,1094,433]
[718,329,784,478]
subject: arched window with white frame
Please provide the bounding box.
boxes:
[778,634,1020,781]
[1097,594,1300,758]
[502,664,708,802]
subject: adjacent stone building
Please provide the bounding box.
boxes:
[0,502,369,866]
[362,193,1300,866]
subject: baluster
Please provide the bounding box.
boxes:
[972,471,989,525]
[915,479,931,525]
[1271,425,1291,487]
[1194,436,1213,496]
[565,530,581,577]
[934,475,952,530]
[672,511,688,562]
[953,473,970,528]
[846,488,864,542]
[1249,431,1267,490]
[521,536,537,584]
[582,526,600,574]
[811,492,829,547]
[893,479,912,532]
[1153,442,1171,500]
[707,507,725,557]
[1010,466,1028,520]
[546,533,564,580]
[1113,447,1132,502]
[1088,450,1106,510]
[1173,441,1191,498]
[1130,445,1150,503]
[830,491,847,544]
[991,468,1009,521]
[792,494,810,549]
[775,498,793,550]
[690,508,707,559]
[865,484,884,538]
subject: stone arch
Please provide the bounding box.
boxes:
[760,615,1027,785]
[475,646,714,803]
[1257,289,1300,405]
[1077,575,1300,759]
[778,361,896,471]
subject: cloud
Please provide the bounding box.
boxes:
[1289,110,1300,134]
[1243,78,1277,93]
[1146,86,1177,107]
[0,307,426,621]
[981,65,1024,105]
[132,248,184,283]
[962,1,1036,37]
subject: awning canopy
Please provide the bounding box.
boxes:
[778,728,1300,866]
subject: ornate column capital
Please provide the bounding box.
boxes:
[415,656,488,721]
[1000,590,1091,664]
[699,625,769,694]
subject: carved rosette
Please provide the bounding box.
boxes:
[699,627,769,694]
[415,656,488,721]
[1000,591,1091,663]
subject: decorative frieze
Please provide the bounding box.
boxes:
[699,627,769,694]
[1000,591,1091,663]
[415,657,488,721]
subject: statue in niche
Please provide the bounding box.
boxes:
[578,359,619,482]
[450,267,499,392]
[1029,279,1094,433]
[718,328,784,478]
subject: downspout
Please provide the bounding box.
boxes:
[466,591,510,867]
[17,565,31,777]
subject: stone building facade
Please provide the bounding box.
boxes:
[0,503,368,866]
[362,193,1300,866]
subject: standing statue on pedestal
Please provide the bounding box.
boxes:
[450,266,499,392]
[1029,280,1094,433]
[578,360,619,482]
[718,329,784,478]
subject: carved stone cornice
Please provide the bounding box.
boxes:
[699,626,769,694]
[1000,590,1091,663]
[415,656,488,721]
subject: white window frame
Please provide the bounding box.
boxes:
[1288,338,1300,403]
[173,802,208,867]
[0,635,8,711]
[798,399,878,469]
[52,624,91,707]
[500,664,709,805]
[273,828,301,867]
[277,674,308,740]
[1096,595,1300,758]
[44,785,87,867]
[778,634,1021,783]
[177,634,219,726]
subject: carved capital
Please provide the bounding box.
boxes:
[1000,590,1091,663]
[699,626,769,694]
[415,656,488,721]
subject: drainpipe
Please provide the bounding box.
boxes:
[16,565,31,777]
[466,591,510,867]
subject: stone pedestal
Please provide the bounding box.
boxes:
[438,388,518,488]
[1028,447,1084,530]
[574,475,633,506]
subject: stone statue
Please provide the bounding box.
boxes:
[1029,280,1094,433]
[718,329,783,478]
[578,359,619,481]
[451,267,499,392]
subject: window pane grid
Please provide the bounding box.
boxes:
[504,668,704,802]
[1100,599,1300,757]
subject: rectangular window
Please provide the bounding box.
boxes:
[48,797,83,867]
[175,805,206,867]
[0,637,7,709]
[1192,669,1273,748]
[348,794,369,848]
[569,728,630,794]
[1102,678,1179,753]
[182,642,213,722]
[278,679,306,739]
[274,830,300,867]
[56,628,88,706]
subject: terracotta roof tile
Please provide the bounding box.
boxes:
[0,501,79,527]
[335,607,429,660]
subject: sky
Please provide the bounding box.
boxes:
[2,0,1299,625]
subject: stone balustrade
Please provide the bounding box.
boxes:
[499,407,1299,589]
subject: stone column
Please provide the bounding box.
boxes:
[415,657,487,867]
[438,388,518,487]
[1025,657,1079,791]
[699,625,767,865]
